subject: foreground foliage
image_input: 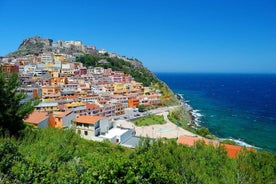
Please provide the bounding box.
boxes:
[0,70,36,136]
[0,128,275,184]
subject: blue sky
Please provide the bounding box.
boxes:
[1,0,275,73]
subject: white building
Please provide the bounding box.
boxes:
[101,127,133,144]
[41,53,53,63]
[74,116,112,140]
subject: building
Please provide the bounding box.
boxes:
[51,110,76,128]
[74,116,112,140]
[1,63,19,73]
[41,86,61,97]
[24,111,52,128]
[128,98,140,108]
[101,127,133,144]
[64,102,86,115]
[35,102,59,112]
[41,53,53,63]
[115,103,125,116]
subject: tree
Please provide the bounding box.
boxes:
[196,127,211,137]
[137,105,146,112]
[0,70,35,136]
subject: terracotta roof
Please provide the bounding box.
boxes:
[58,104,66,110]
[61,95,77,99]
[86,102,99,109]
[220,144,256,158]
[74,115,104,124]
[220,144,243,158]
[177,135,218,147]
[24,111,48,125]
[53,110,73,117]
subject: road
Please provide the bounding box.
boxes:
[114,106,197,139]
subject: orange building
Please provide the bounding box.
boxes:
[128,98,139,108]
[50,77,68,86]
[51,110,76,128]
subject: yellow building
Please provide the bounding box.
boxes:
[41,86,61,96]
[35,102,59,111]
[113,83,126,91]
[54,54,67,63]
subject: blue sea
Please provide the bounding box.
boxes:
[156,73,276,152]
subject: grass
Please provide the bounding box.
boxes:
[167,107,190,128]
[133,114,166,126]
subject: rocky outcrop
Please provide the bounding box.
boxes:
[18,36,53,50]
[7,36,53,57]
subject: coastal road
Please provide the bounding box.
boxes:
[115,111,197,139]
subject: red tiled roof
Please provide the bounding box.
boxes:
[86,102,99,109]
[74,115,104,124]
[24,111,48,125]
[53,110,73,117]
[177,135,218,147]
[220,144,256,158]
[61,95,77,99]
[220,144,243,158]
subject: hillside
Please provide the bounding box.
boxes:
[7,36,53,57]
[6,36,178,106]
[0,128,275,183]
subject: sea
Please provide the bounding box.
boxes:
[155,73,276,152]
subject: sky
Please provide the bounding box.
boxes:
[0,0,275,73]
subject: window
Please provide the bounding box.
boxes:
[84,131,88,136]
[77,130,81,135]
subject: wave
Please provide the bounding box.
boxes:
[221,138,261,150]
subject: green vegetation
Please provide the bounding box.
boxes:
[168,107,191,128]
[0,128,275,183]
[134,114,166,126]
[152,81,179,106]
[220,139,237,145]
[0,70,274,182]
[76,54,159,87]
[0,70,36,136]
[195,127,216,139]
[137,104,146,112]
[7,42,46,57]
[168,107,217,139]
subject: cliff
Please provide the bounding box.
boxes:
[7,36,53,57]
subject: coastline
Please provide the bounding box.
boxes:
[176,94,200,128]
[176,93,260,149]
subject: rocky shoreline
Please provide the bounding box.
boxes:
[176,94,200,128]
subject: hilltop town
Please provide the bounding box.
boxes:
[0,36,181,147]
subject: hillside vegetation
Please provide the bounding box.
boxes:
[0,128,275,184]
